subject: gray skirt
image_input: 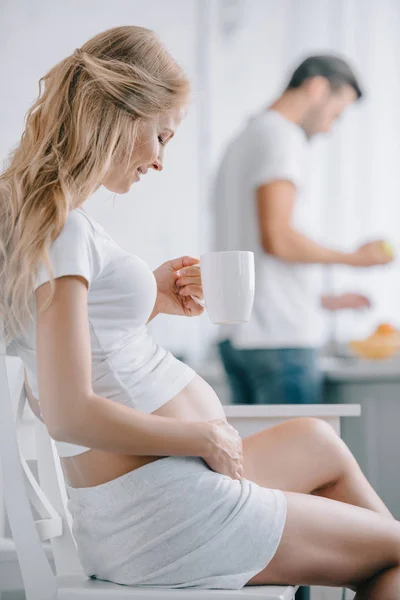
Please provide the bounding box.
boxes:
[67,456,287,589]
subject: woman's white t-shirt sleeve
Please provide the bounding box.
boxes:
[34,211,96,291]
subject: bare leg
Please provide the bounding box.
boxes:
[355,565,400,599]
[242,418,399,595]
[311,430,393,520]
[247,490,400,597]
[243,417,393,518]
[316,460,396,597]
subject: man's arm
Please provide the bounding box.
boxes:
[256,181,392,267]
[321,294,371,311]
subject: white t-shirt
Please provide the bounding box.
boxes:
[14,208,195,457]
[214,110,324,349]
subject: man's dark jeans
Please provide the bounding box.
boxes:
[218,340,322,405]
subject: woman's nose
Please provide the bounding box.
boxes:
[151,157,163,172]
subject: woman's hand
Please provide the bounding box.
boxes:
[153,256,204,317]
[202,418,244,480]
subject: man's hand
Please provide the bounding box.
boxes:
[348,241,394,267]
[321,293,371,311]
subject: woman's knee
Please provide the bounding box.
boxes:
[294,417,354,466]
[293,416,338,439]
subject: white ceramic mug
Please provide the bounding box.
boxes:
[199,251,255,324]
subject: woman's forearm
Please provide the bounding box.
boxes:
[51,391,212,457]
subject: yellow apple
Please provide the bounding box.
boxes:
[381,240,395,258]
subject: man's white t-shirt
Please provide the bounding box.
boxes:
[214,110,324,349]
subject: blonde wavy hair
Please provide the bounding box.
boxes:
[0,26,189,343]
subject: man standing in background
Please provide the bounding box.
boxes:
[214,55,393,407]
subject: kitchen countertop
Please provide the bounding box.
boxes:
[322,356,400,382]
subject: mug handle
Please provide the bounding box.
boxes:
[191,295,205,308]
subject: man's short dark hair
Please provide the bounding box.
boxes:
[286,55,363,99]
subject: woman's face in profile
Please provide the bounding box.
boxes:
[102,106,186,194]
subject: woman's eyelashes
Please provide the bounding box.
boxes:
[158,135,166,146]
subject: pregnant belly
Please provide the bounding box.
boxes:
[152,374,225,421]
[62,375,226,488]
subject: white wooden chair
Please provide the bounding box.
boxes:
[0,342,298,600]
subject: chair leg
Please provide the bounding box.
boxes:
[296,586,310,600]
[296,587,348,599]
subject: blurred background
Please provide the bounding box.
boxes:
[2,3,400,598]
[2,0,400,381]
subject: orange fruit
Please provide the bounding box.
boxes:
[375,323,396,336]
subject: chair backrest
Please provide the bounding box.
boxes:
[0,340,83,600]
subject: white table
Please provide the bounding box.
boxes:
[224,403,360,437]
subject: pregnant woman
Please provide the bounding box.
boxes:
[1,26,399,599]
